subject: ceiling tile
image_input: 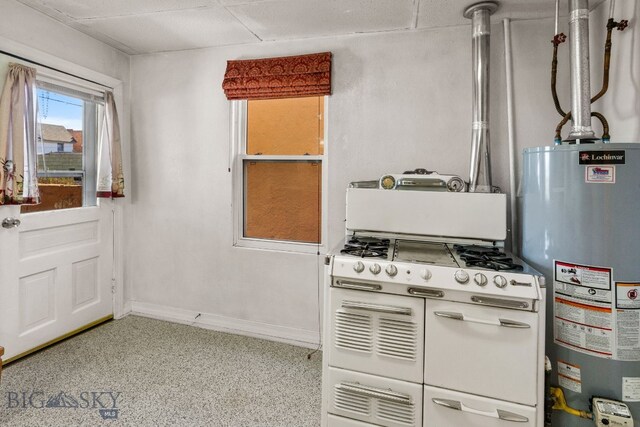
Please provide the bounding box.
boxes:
[227,0,416,41]
[17,0,216,20]
[417,0,608,29]
[77,7,258,53]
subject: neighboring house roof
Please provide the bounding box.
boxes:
[40,124,73,143]
[68,129,83,153]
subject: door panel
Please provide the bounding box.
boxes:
[424,299,539,406]
[0,203,113,361]
[424,385,537,427]
[328,287,425,383]
[327,414,377,426]
[327,366,423,427]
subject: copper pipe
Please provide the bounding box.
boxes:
[591,111,610,141]
[555,111,572,143]
[590,20,614,103]
[591,18,628,104]
[551,33,568,117]
[553,17,627,142]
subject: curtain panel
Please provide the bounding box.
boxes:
[97,91,125,198]
[222,52,332,100]
[0,63,40,205]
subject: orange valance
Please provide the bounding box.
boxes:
[222,52,331,100]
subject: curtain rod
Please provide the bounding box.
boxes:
[0,49,114,90]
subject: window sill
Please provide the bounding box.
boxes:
[234,237,325,255]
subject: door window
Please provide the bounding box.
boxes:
[21,82,102,213]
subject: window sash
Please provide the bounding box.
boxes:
[26,80,101,213]
[231,99,328,253]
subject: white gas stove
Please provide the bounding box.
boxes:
[321,178,546,427]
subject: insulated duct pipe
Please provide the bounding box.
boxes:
[567,0,596,141]
[465,1,499,192]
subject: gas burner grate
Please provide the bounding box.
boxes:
[341,237,390,259]
[453,244,523,272]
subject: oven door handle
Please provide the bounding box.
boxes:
[432,398,529,423]
[338,382,413,405]
[334,280,382,292]
[433,311,531,329]
[470,295,530,310]
[342,301,412,316]
[407,287,444,298]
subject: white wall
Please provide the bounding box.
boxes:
[128,3,638,345]
[127,22,529,344]
[0,0,128,81]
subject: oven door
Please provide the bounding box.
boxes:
[424,385,537,427]
[424,298,539,405]
[327,366,423,427]
[328,287,425,382]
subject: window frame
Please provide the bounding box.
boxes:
[231,98,329,254]
[24,74,105,214]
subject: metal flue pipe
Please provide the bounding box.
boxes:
[567,0,596,141]
[465,1,498,192]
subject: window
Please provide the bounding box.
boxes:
[233,96,327,252]
[21,81,102,214]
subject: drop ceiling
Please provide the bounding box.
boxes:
[14,0,606,55]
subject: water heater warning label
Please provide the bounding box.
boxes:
[555,261,612,303]
[622,377,640,402]
[557,360,582,393]
[554,260,614,359]
[616,283,640,361]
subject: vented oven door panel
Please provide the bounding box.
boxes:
[328,366,422,427]
[329,287,425,382]
[424,385,537,427]
[424,299,539,405]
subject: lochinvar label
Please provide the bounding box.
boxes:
[579,151,626,165]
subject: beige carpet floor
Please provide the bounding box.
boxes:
[0,315,322,426]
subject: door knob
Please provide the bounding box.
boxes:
[1,217,20,228]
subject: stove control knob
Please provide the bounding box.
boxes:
[420,269,432,281]
[353,261,365,273]
[385,264,398,277]
[454,270,469,284]
[369,263,381,275]
[474,273,488,287]
[494,275,508,288]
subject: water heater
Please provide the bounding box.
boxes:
[522,143,640,426]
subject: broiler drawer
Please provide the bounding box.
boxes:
[424,385,537,427]
[327,414,374,426]
[327,366,423,427]
[328,287,425,383]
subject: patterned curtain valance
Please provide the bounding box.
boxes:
[222,52,332,100]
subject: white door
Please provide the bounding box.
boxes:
[424,299,539,406]
[0,202,114,361]
[327,366,423,427]
[0,73,115,362]
[424,385,537,427]
[328,287,425,383]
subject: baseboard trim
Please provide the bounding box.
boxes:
[129,301,321,349]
